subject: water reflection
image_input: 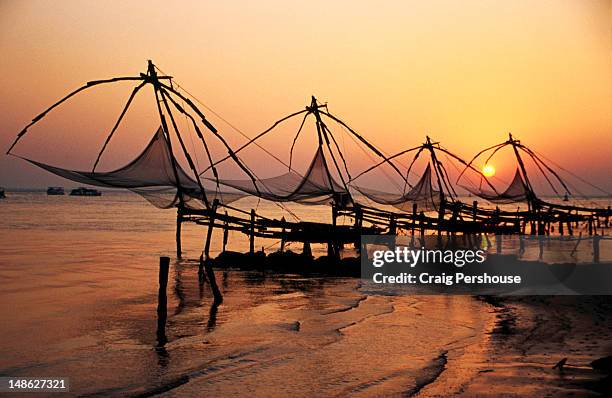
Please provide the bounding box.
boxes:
[173,264,186,316]
[155,345,170,368]
[207,301,220,332]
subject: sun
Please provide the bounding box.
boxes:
[482,164,496,177]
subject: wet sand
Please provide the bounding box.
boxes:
[419,296,612,397]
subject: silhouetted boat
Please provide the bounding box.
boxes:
[70,187,101,196]
[47,186,65,195]
[0,188,5,199]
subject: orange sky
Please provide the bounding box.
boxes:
[0,0,610,191]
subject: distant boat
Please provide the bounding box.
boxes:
[70,187,102,196]
[0,188,5,199]
[47,186,65,195]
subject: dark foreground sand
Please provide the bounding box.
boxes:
[419,296,612,397]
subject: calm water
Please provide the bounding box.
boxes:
[0,192,496,396]
[0,192,608,396]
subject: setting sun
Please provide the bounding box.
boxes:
[482,164,496,177]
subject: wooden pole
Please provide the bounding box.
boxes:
[412,203,418,236]
[157,256,170,346]
[437,199,446,237]
[472,200,477,222]
[303,241,312,258]
[249,209,255,255]
[222,211,229,252]
[280,216,286,253]
[354,205,362,249]
[201,256,223,304]
[329,204,338,258]
[176,208,183,260]
[389,214,397,235]
[204,200,218,260]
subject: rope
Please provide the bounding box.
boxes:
[154,65,290,169]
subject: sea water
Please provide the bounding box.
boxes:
[0,191,609,396]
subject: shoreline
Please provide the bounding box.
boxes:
[418,295,612,397]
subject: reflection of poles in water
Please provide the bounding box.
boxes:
[207,300,220,332]
[593,234,601,263]
[519,235,525,257]
[155,345,169,368]
[173,262,185,315]
[570,233,583,257]
[157,257,169,347]
[538,236,544,260]
[199,255,223,305]
[198,254,208,285]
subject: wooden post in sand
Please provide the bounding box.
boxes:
[157,256,169,345]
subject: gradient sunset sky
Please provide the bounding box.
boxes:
[0,1,610,191]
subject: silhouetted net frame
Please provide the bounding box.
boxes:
[6,61,260,210]
[456,134,572,208]
[349,136,499,213]
[203,96,410,208]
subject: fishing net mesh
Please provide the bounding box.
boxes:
[353,164,440,211]
[23,127,245,209]
[216,147,350,205]
[462,169,529,204]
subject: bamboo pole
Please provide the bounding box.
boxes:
[7,76,146,155]
[93,81,147,171]
[159,88,210,209]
